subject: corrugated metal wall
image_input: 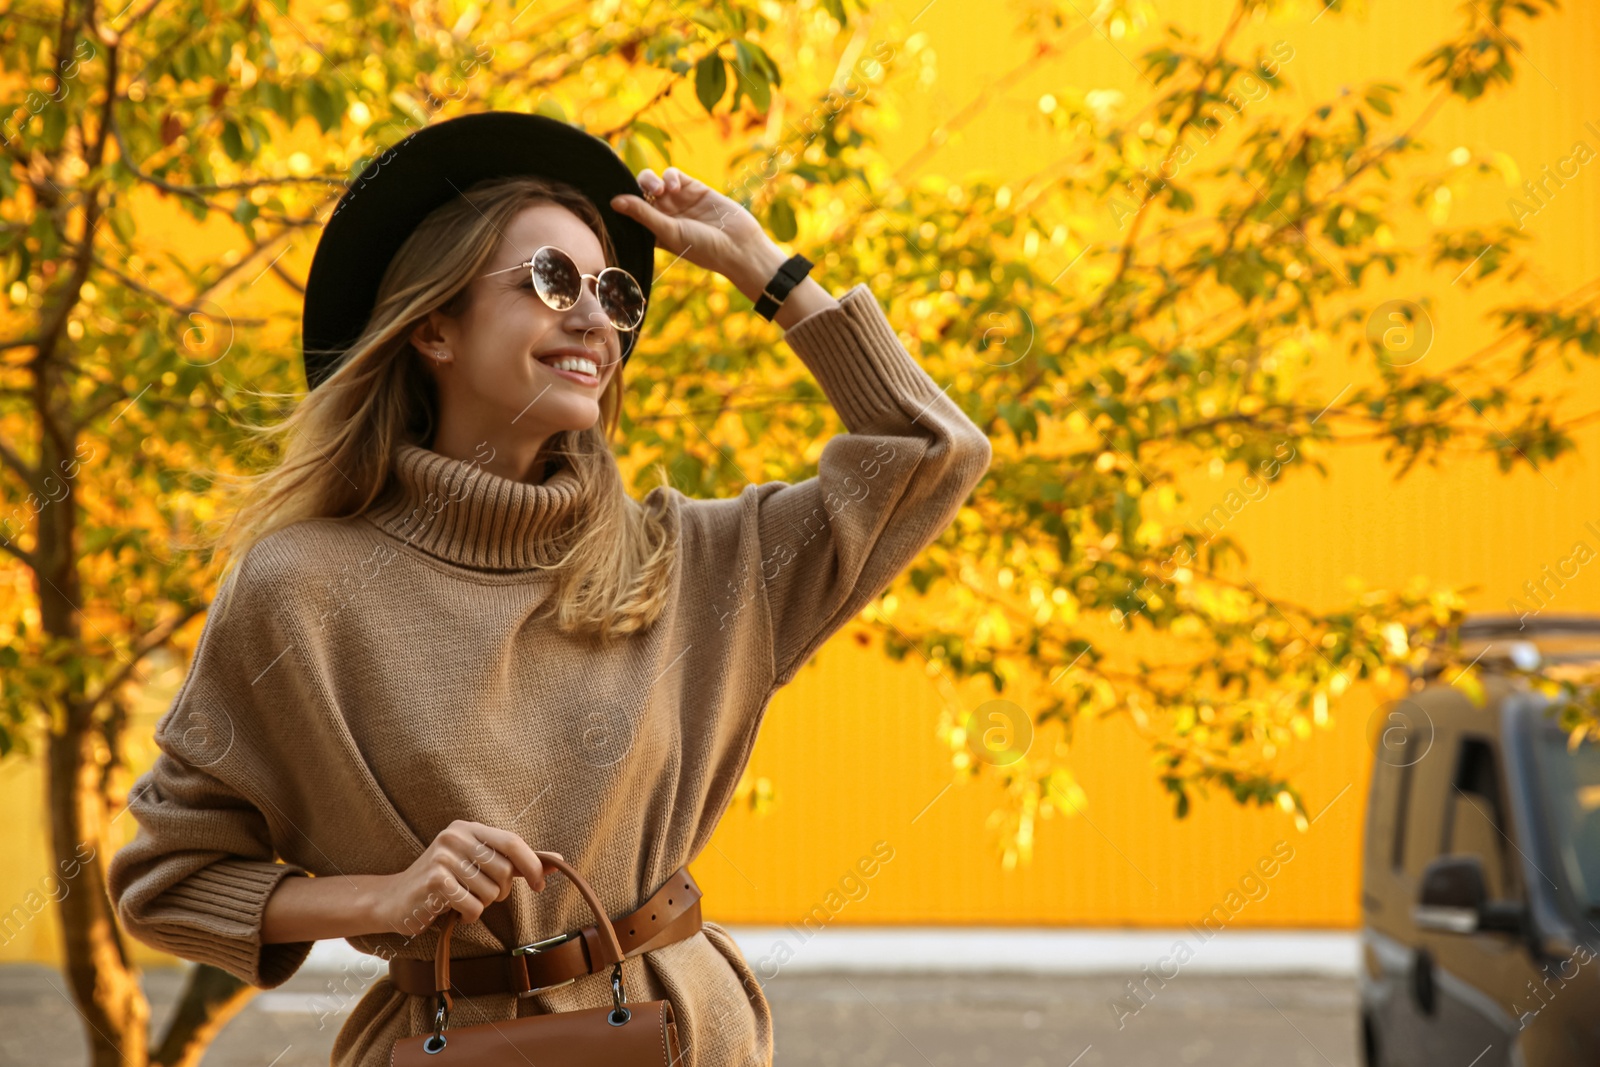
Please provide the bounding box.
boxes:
[695,0,1600,930]
[2,0,1598,966]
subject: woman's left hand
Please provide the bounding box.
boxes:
[611,167,783,298]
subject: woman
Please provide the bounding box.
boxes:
[107,113,992,1067]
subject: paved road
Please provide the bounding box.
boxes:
[8,964,1359,1066]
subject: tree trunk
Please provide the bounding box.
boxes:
[33,339,154,1064]
[151,965,256,1067]
[48,717,150,1067]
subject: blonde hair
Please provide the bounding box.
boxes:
[210,175,676,644]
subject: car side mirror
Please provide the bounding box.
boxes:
[1413,855,1522,935]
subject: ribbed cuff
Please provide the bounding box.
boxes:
[155,859,315,988]
[780,282,945,433]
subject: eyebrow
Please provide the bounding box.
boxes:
[496,252,610,276]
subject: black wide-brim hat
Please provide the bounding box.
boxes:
[300,111,656,391]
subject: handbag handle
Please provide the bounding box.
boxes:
[429,851,627,1010]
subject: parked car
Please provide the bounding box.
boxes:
[1359,613,1600,1066]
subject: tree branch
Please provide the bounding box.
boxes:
[83,600,209,714]
[0,425,43,492]
[86,253,268,325]
[107,113,344,208]
[268,258,305,296]
[0,526,40,570]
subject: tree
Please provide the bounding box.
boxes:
[669,0,1600,857]
[1,0,1595,1062]
[0,1,858,1062]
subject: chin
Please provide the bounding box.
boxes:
[544,409,603,434]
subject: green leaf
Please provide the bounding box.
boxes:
[769,197,797,242]
[695,55,727,112]
[744,40,782,88]
[633,120,671,161]
[733,41,772,112]
[620,133,648,177]
[42,104,67,149]
[535,96,568,123]
[221,119,246,162]
[746,70,771,112]
[306,81,342,133]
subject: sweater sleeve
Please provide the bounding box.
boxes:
[106,578,316,989]
[741,282,992,687]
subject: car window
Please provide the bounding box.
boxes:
[1389,756,1416,874]
[1444,737,1520,901]
[1529,724,1600,914]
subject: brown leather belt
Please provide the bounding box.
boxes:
[387,865,703,998]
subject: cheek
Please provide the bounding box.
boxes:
[508,306,570,358]
[462,312,537,387]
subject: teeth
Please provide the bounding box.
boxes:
[546,356,597,376]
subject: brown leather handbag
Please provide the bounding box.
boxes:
[392,851,683,1066]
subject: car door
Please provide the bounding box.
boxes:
[1413,734,1540,1065]
[1370,698,1454,1067]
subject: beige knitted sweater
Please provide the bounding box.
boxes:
[107,281,992,1067]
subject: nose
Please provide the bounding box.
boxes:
[559,282,620,363]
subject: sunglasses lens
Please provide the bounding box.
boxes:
[531,247,581,309]
[530,248,645,332]
[598,269,646,331]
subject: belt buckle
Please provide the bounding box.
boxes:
[511,930,580,996]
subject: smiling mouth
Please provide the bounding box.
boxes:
[536,352,601,382]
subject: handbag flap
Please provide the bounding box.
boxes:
[391,999,680,1067]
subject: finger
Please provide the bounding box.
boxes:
[441,857,501,915]
[478,849,517,901]
[460,842,513,886]
[455,823,536,891]
[610,194,683,248]
[473,824,555,892]
[447,840,510,903]
[635,168,663,196]
[450,879,491,923]
[459,833,514,876]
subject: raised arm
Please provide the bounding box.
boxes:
[611,167,993,687]
[739,281,992,686]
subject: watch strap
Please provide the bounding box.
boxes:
[753,253,814,321]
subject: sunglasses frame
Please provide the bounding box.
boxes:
[480,245,647,333]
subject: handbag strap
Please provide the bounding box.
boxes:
[432,851,628,1014]
[387,865,702,1000]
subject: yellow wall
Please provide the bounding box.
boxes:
[5,0,1600,966]
[694,0,1600,930]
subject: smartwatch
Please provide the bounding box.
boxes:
[753,253,814,321]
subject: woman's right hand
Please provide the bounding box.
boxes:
[374,819,561,936]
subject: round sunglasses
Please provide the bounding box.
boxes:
[481,246,647,335]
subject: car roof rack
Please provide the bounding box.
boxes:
[1454,613,1600,639]
[1410,612,1600,682]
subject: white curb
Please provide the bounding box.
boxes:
[299,927,1359,977]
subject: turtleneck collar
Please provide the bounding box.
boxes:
[364,442,581,570]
